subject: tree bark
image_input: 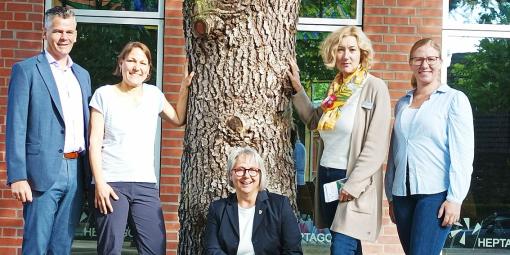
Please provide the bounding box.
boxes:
[178,0,300,254]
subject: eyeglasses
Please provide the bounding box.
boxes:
[232,167,260,177]
[410,56,441,66]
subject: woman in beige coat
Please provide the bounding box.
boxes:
[287,26,391,254]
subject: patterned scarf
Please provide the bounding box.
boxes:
[317,66,368,130]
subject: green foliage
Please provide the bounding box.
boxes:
[448,38,510,113]
[296,31,336,101]
[72,23,158,90]
[299,0,356,19]
[449,0,510,24]
[478,0,509,24]
[449,0,481,11]
[293,31,336,138]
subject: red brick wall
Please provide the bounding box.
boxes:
[0,0,443,254]
[0,1,44,254]
[362,0,443,254]
[161,0,186,254]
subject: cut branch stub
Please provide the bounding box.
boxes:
[226,115,243,134]
[193,16,209,37]
[192,15,224,38]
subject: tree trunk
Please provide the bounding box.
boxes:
[178,0,300,254]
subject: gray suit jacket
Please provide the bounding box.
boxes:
[6,52,91,191]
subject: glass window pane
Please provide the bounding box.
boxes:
[71,22,159,253]
[295,31,337,252]
[300,0,357,19]
[443,36,510,252]
[448,0,510,25]
[53,0,159,12]
[73,22,158,91]
[296,31,336,101]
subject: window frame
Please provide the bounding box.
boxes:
[442,0,510,83]
[296,0,364,183]
[297,0,363,30]
[75,16,164,89]
[442,0,510,32]
[44,3,165,181]
[45,0,164,18]
[441,2,510,251]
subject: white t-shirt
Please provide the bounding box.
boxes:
[89,84,165,183]
[319,86,362,169]
[237,205,255,255]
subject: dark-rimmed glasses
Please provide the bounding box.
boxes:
[232,167,260,177]
[410,56,441,66]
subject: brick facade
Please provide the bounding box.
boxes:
[0,1,44,254]
[161,1,186,252]
[0,0,442,254]
[363,1,442,254]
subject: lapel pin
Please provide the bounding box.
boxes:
[259,210,262,215]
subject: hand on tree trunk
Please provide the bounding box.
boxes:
[180,71,195,93]
[287,60,304,94]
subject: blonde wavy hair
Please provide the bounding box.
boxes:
[320,26,374,70]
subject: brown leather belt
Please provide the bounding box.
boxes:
[63,151,79,159]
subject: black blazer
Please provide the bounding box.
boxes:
[205,191,303,255]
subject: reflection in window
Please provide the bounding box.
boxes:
[296,31,336,101]
[72,23,158,91]
[299,0,357,19]
[53,0,159,12]
[294,31,335,253]
[448,0,510,25]
[71,22,159,253]
[448,38,510,112]
[444,36,510,251]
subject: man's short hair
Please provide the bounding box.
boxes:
[44,6,76,29]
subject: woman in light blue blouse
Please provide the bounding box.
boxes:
[384,38,474,255]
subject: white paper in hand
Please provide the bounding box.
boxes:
[323,178,348,203]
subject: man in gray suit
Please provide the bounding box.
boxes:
[6,6,91,254]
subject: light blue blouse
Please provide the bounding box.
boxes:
[385,84,474,204]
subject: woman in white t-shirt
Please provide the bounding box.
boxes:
[205,147,303,255]
[89,41,194,255]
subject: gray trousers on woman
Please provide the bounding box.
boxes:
[94,182,166,255]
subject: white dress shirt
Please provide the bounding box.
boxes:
[46,52,85,153]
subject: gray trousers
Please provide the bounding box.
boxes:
[94,182,166,255]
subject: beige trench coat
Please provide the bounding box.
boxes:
[292,74,391,241]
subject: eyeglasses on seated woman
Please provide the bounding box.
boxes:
[205,146,303,255]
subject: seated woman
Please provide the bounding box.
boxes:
[205,146,303,255]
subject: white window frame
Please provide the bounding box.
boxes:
[442,0,510,32]
[298,0,363,31]
[441,30,510,83]
[441,3,510,252]
[297,1,364,180]
[442,0,510,83]
[45,2,164,181]
[75,16,164,89]
[45,0,164,18]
